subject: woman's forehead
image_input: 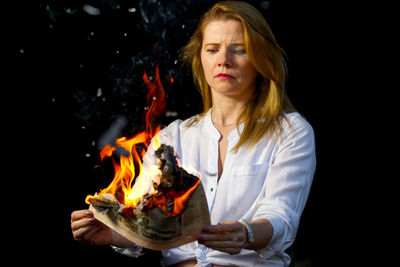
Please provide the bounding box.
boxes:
[202,19,244,44]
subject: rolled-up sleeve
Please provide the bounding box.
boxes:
[252,117,316,258]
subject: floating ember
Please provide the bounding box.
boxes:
[84,65,210,250]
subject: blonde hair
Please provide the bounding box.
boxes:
[180,1,296,151]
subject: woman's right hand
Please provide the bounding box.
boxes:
[71,209,114,246]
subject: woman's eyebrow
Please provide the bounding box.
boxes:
[203,42,245,46]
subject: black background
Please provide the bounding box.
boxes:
[11,0,379,266]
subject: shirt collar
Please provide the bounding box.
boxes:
[204,109,221,141]
[203,109,244,144]
[228,123,244,144]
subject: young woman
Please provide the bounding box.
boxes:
[71,1,316,266]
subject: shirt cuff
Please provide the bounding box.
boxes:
[253,215,286,259]
[110,244,144,258]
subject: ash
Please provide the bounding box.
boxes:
[154,144,198,193]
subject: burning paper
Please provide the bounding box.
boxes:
[85,65,210,250]
[87,143,210,250]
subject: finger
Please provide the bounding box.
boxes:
[199,232,231,242]
[198,233,246,248]
[202,221,243,233]
[71,210,93,222]
[201,222,246,242]
[71,217,96,231]
[199,237,242,255]
[199,237,245,249]
[72,224,96,240]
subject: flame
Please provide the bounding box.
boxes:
[173,178,200,216]
[85,64,198,216]
[142,64,166,128]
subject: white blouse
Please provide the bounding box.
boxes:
[123,110,316,267]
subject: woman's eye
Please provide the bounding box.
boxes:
[233,49,246,55]
[207,49,218,53]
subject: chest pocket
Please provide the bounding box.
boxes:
[231,163,269,176]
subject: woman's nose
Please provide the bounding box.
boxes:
[217,62,232,67]
[217,50,232,68]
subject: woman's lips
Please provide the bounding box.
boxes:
[216,73,234,79]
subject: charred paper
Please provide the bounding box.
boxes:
[88,144,210,250]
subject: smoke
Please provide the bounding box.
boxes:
[97,115,129,157]
[83,4,101,16]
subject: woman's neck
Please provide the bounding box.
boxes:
[211,101,245,126]
[210,86,252,126]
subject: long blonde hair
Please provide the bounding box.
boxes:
[180,1,296,151]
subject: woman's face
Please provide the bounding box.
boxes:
[200,19,258,101]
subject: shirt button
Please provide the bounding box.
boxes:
[210,188,214,192]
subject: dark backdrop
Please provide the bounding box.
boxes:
[11,0,374,266]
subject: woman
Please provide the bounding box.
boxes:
[71,1,316,266]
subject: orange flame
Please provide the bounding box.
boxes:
[85,64,198,216]
[143,64,166,129]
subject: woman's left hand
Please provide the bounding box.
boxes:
[197,221,248,255]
